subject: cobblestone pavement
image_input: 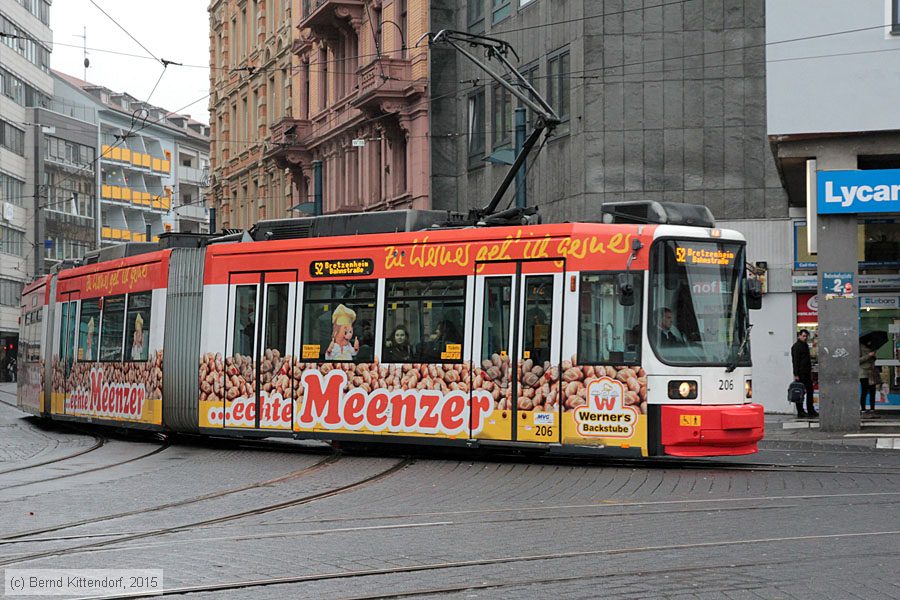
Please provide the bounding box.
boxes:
[1,383,899,600]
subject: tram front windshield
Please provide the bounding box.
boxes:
[649,239,750,366]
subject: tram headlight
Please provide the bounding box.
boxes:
[744,379,753,399]
[668,380,698,399]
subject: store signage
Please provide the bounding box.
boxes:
[793,273,900,290]
[823,272,854,299]
[796,293,818,320]
[817,169,900,214]
[860,296,899,309]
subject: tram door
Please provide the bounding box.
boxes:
[224,271,297,430]
[472,260,564,443]
[57,292,78,414]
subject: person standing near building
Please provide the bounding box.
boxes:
[791,329,818,418]
[859,342,877,416]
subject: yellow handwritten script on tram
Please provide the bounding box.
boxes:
[383,229,633,272]
[85,264,150,294]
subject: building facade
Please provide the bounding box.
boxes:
[208,0,431,228]
[208,0,298,230]
[53,72,211,245]
[26,102,98,275]
[764,0,900,429]
[431,1,784,222]
[0,0,52,372]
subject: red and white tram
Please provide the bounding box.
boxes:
[17,204,764,457]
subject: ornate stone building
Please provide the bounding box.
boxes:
[208,0,298,230]
[210,0,430,223]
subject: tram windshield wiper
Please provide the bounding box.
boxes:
[725,323,752,373]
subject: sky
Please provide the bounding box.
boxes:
[50,0,212,124]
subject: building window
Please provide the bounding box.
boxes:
[398,0,408,57]
[0,225,25,256]
[893,0,900,34]
[492,0,511,25]
[467,87,486,166]
[468,0,485,33]
[547,48,570,121]
[0,278,23,308]
[0,172,25,207]
[492,82,512,149]
[520,0,537,6]
[0,120,25,156]
[519,62,539,122]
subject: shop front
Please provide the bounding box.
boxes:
[791,264,900,409]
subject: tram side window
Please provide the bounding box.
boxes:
[231,285,258,360]
[58,301,76,371]
[301,281,377,362]
[264,284,289,357]
[25,309,42,362]
[383,278,466,363]
[125,292,152,362]
[78,298,101,362]
[578,272,643,365]
[99,295,126,362]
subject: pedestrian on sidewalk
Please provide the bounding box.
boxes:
[859,342,877,416]
[791,329,818,418]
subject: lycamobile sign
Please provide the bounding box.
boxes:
[817,169,900,214]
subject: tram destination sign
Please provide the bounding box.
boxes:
[310,259,374,278]
[673,243,737,267]
[817,169,900,214]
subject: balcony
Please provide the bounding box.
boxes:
[300,0,364,38]
[178,165,209,186]
[266,117,312,170]
[354,57,416,114]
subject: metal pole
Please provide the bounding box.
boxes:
[313,160,323,216]
[33,124,43,276]
[514,107,526,209]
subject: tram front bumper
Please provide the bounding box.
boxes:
[660,403,764,457]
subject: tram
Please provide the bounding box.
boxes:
[16,202,764,458]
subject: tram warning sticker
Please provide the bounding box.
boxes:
[574,377,639,439]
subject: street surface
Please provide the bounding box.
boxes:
[1,383,899,600]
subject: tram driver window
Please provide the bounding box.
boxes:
[301,281,377,362]
[383,278,466,363]
[578,272,643,364]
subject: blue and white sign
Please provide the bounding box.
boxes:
[823,272,854,299]
[817,169,900,214]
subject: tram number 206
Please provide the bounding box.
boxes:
[534,425,554,437]
[718,379,734,391]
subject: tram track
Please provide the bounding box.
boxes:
[5,484,900,553]
[0,457,412,567]
[73,533,900,599]
[0,451,341,543]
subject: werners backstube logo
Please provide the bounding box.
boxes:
[574,377,639,439]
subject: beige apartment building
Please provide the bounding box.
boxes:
[208,0,430,229]
[208,0,298,230]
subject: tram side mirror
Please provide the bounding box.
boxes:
[747,279,763,310]
[617,273,635,306]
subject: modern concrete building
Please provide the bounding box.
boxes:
[53,72,211,244]
[430,1,784,223]
[208,0,298,230]
[26,101,98,275]
[0,0,52,370]
[764,0,900,430]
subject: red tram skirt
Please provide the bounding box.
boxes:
[660,403,764,457]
